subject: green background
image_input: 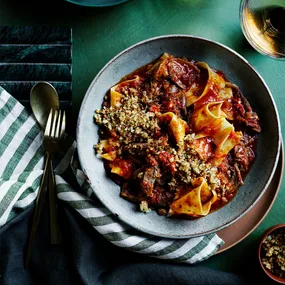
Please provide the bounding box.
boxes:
[0,0,284,279]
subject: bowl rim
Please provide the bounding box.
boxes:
[76,34,281,238]
[258,224,285,284]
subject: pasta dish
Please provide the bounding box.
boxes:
[94,53,261,218]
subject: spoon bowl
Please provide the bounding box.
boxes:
[30,82,59,130]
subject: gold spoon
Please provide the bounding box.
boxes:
[26,82,61,268]
[30,82,59,129]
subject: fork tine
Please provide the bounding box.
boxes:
[60,111,66,138]
[55,110,62,139]
[45,109,53,137]
[51,109,58,138]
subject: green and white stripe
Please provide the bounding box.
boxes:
[0,87,224,264]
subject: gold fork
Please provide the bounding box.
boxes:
[25,108,66,268]
[45,109,66,245]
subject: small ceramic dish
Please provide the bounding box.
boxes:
[258,224,285,284]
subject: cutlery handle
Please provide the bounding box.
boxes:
[49,160,62,244]
[25,153,50,269]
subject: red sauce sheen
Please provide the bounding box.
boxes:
[194,85,219,109]
[110,159,134,180]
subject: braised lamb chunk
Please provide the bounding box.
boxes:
[139,166,159,196]
[120,181,143,202]
[218,154,240,190]
[121,165,169,211]
[234,163,244,186]
[160,86,187,118]
[147,185,174,209]
[167,58,200,89]
[234,134,257,172]
[231,85,261,133]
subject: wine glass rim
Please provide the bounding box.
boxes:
[239,0,285,60]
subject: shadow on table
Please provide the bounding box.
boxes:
[231,34,261,59]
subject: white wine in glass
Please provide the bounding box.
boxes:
[240,0,285,59]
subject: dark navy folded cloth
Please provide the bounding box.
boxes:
[1,202,253,285]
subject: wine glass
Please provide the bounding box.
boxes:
[240,0,285,59]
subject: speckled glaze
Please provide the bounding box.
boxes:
[77,35,281,238]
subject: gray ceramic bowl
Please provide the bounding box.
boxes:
[77,35,281,238]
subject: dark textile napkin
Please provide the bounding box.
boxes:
[1,202,249,285]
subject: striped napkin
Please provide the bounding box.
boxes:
[0,87,224,264]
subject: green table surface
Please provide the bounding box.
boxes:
[0,0,284,279]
